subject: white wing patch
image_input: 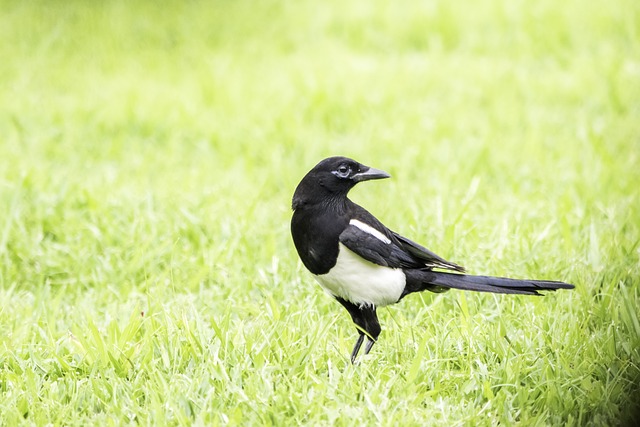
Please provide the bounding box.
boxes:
[313,243,405,308]
[349,219,391,244]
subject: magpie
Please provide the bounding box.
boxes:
[290,156,574,364]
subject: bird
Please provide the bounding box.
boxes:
[290,156,574,364]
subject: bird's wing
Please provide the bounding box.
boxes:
[391,232,465,272]
[338,223,420,269]
[344,203,465,272]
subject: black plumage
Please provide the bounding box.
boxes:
[291,156,574,363]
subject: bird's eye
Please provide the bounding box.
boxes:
[335,165,351,178]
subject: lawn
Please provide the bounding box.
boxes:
[1,0,639,425]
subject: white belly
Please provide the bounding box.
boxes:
[313,243,406,307]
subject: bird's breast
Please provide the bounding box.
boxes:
[291,207,347,275]
[313,243,406,308]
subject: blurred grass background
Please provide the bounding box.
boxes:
[1,0,639,425]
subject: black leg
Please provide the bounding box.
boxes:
[363,338,375,356]
[350,334,365,364]
[335,297,382,363]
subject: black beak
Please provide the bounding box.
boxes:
[352,166,390,183]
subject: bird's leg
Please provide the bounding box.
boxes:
[334,297,382,364]
[350,333,365,364]
[363,338,376,356]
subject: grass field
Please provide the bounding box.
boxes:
[1,0,639,425]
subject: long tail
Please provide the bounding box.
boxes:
[404,270,574,296]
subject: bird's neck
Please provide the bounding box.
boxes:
[293,191,351,213]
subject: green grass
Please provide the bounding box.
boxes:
[1,0,639,425]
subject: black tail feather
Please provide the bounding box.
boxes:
[404,270,574,296]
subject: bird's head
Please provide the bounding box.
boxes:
[292,156,390,210]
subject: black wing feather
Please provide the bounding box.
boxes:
[338,224,392,266]
[392,232,466,272]
[339,223,465,272]
[345,203,465,272]
[339,225,416,268]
